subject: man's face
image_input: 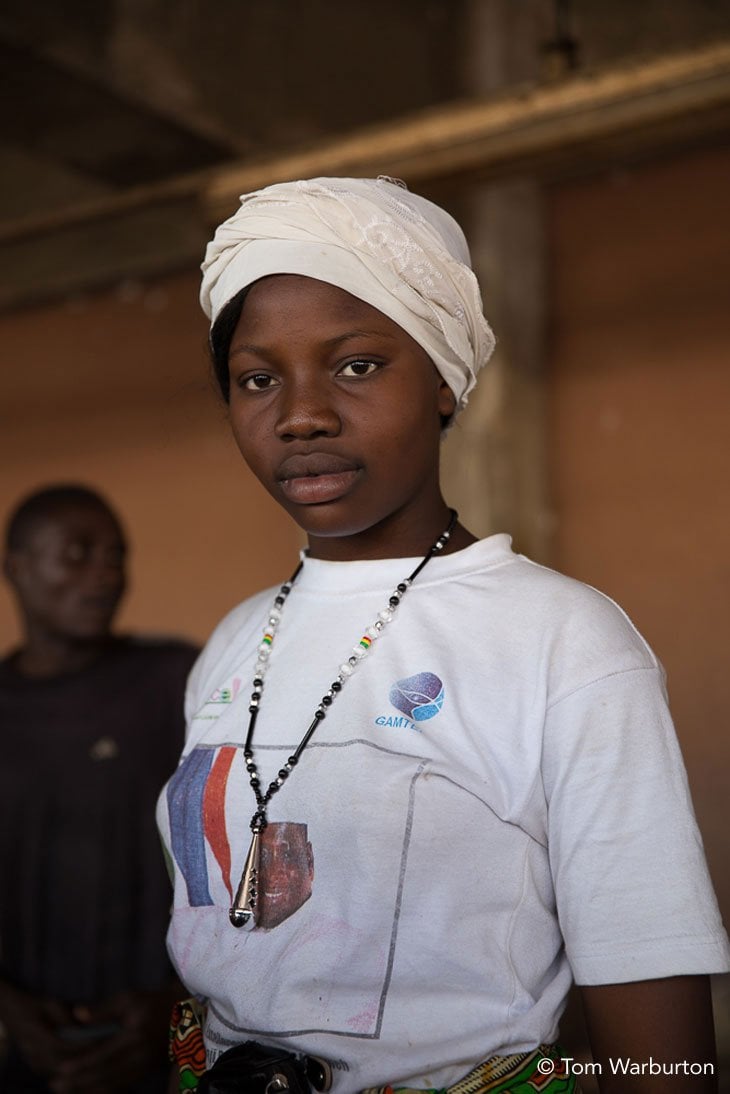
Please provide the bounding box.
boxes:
[5,503,126,642]
[258,822,314,930]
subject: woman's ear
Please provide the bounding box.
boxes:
[437,379,457,423]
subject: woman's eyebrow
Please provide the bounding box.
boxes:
[228,341,271,361]
[323,328,399,348]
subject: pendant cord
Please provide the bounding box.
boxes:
[229,510,458,927]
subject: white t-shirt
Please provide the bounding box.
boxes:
[157,537,729,1092]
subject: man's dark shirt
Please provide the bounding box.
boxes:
[0,636,198,1003]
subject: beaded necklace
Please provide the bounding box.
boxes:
[229,509,458,928]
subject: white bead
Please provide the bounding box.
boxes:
[257,645,270,658]
[340,662,354,676]
[378,609,393,623]
[352,645,367,659]
[367,626,380,639]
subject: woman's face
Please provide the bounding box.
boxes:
[227,275,455,560]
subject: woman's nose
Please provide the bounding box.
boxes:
[274,378,341,440]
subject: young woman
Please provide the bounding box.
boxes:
[158,177,729,1093]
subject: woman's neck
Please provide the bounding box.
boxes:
[306,503,476,562]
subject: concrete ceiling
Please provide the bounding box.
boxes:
[1,0,729,307]
[0,0,465,227]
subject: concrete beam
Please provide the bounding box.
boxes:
[1,41,728,308]
[203,40,730,221]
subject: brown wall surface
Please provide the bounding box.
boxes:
[548,146,730,927]
[0,272,300,650]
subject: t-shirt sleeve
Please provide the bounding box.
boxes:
[542,658,730,985]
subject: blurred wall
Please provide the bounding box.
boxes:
[0,272,300,650]
[548,144,730,923]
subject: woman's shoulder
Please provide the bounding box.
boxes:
[502,552,662,692]
[450,540,661,699]
[183,585,278,708]
[204,585,279,650]
[200,584,283,667]
[459,540,655,653]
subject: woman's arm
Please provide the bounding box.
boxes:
[580,975,718,1092]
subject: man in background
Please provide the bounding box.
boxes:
[0,484,198,1093]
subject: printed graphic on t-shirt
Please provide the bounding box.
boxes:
[191,678,244,721]
[389,671,444,722]
[165,757,314,928]
[163,739,432,1038]
[167,745,238,907]
[258,822,314,929]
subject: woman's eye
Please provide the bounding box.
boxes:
[241,373,277,391]
[338,359,381,378]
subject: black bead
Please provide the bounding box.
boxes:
[397,583,407,592]
[332,681,342,691]
[389,596,399,607]
[253,677,263,687]
[244,750,253,759]
[322,695,333,706]
[248,704,258,713]
[274,596,285,607]
[315,709,325,720]
[287,755,298,766]
[278,769,289,779]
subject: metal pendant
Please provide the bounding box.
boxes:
[229,829,261,929]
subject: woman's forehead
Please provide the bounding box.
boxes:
[241,274,385,319]
[234,274,410,343]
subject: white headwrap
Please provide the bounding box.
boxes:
[200,176,495,412]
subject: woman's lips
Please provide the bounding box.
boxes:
[279,469,360,505]
[277,453,361,506]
